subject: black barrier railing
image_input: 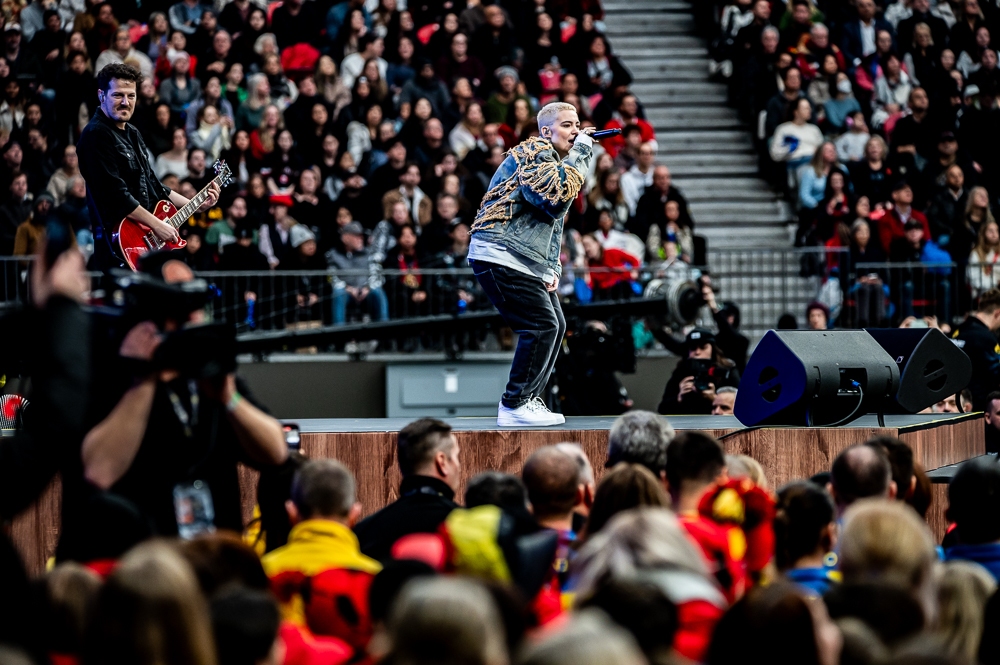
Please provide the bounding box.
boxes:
[849,262,961,328]
[1,251,994,349]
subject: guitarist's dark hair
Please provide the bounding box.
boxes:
[96,63,143,93]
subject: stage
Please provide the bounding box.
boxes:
[10,412,984,573]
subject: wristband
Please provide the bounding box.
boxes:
[226,391,243,412]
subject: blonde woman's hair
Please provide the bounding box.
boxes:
[866,135,889,162]
[973,219,1000,262]
[84,541,217,665]
[839,499,937,591]
[935,560,997,662]
[256,104,285,154]
[966,186,997,223]
[810,141,836,177]
[726,454,767,488]
[537,102,577,132]
[45,562,102,653]
[516,610,645,665]
[385,577,508,665]
[913,22,934,48]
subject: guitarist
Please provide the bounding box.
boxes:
[78,63,221,271]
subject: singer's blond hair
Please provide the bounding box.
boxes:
[537,102,578,132]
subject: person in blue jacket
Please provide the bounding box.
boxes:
[775,481,841,597]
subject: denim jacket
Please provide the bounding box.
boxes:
[470,136,593,275]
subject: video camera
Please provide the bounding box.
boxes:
[93,270,236,381]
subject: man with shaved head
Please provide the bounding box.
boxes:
[522,445,585,590]
[554,442,595,522]
[523,446,584,531]
[830,443,897,516]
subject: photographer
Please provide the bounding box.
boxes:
[657,328,741,416]
[81,251,287,538]
[0,241,91,519]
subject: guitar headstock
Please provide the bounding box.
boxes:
[213,160,235,188]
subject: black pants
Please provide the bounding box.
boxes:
[471,260,566,409]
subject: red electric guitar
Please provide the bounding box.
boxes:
[115,161,234,271]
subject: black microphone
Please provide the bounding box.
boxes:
[591,128,622,139]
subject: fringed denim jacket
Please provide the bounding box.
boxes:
[470,136,593,275]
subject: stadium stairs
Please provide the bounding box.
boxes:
[605,0,822,336]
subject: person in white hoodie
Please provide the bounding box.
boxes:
[769,97,824,192]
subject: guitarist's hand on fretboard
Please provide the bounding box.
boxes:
[199,181,222,212]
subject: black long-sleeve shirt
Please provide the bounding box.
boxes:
[0,296,90,520]
[77,109,171,270]
[952,315,1000,411]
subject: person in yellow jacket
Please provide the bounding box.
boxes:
[262,459,381,654]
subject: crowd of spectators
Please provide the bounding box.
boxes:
[0,0,710,331]
[707,0,1000,326]
[6,213,1000,665]
[7,356,1000,665]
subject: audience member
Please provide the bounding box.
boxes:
[605,410,674,483]
[945,456,1000,579]
[829,443,896,516]
[262,459,380,651]
[353,418,460,561]
[774,481,838,595]
[952,289,1000,410]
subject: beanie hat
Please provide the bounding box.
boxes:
[289,224,315,248]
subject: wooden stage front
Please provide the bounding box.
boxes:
[10,413,984,574]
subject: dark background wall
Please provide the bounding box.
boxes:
[236,354,680,418]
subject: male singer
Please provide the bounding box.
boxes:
[469,103,594,426]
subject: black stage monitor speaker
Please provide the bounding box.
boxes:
[864,328,972,413]
[734,330,900,427]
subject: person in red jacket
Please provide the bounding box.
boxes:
[665,431,749,604]
[582,233,640,298]
[601,93,656,158]
[876,180,931,254]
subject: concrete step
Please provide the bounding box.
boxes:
[627,59,712,75]
[632,81,727,95]
[669,163,760,177]
[633,68,723,82]
[647,105,740,121]
[605,19,693,35]
[611,35,705,49]
[621,47,707,60]
[605,0,694,11]
[658,153,757,169]
[681,188,782,203]
[701,231,792,249]
[651,119,747,132]
[690,200,789,217]
[658,138,755,154]
[656,141,757,155]
[611,36,705,51]
[672,176,772,191]
[637,91,729,106]
[696,214,792,226]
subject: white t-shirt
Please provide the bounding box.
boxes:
[468,236,555,283]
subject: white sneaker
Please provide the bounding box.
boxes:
[497,399,562,427]
[532,396,566,425]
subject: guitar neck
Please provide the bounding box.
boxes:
[169,176,221,228]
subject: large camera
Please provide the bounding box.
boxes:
[688,358,736,392]
[94,271,235,380]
